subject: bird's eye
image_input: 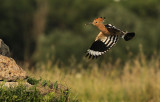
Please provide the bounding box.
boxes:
[96,22,97,23]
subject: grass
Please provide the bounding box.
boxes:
[0,51,159,102]
[0,84,42,102]
[27,52,160,102]
[0,78,78,102]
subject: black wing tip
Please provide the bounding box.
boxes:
[124,32,135,41]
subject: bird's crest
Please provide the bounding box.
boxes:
[94,17,105,21]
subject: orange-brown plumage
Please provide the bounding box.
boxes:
[85,17,135,59]
[92,17,110,36]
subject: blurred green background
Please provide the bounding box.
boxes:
[0,0,159,66]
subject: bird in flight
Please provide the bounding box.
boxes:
[85,17,135,59]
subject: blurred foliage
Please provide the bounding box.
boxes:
[0,0,159,65]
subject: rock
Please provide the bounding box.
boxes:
[0,55,27,81]
[0,39,10,57]
[0,81,32,88]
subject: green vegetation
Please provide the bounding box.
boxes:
[0,78,78,102]
[0,0,159,64]
[27,77,41,85]
[0,85,42,102]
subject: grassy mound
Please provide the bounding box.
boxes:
[0,77,78,102]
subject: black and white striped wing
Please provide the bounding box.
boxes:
[85,35,119,59]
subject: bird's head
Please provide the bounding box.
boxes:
[92,17,105,26]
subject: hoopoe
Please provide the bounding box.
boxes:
[85,17,135,59]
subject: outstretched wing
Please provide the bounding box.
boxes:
[85,34,119,59]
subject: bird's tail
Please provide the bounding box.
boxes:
[121,32,135,41]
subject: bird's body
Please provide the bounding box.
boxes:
[85,17,135,59]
